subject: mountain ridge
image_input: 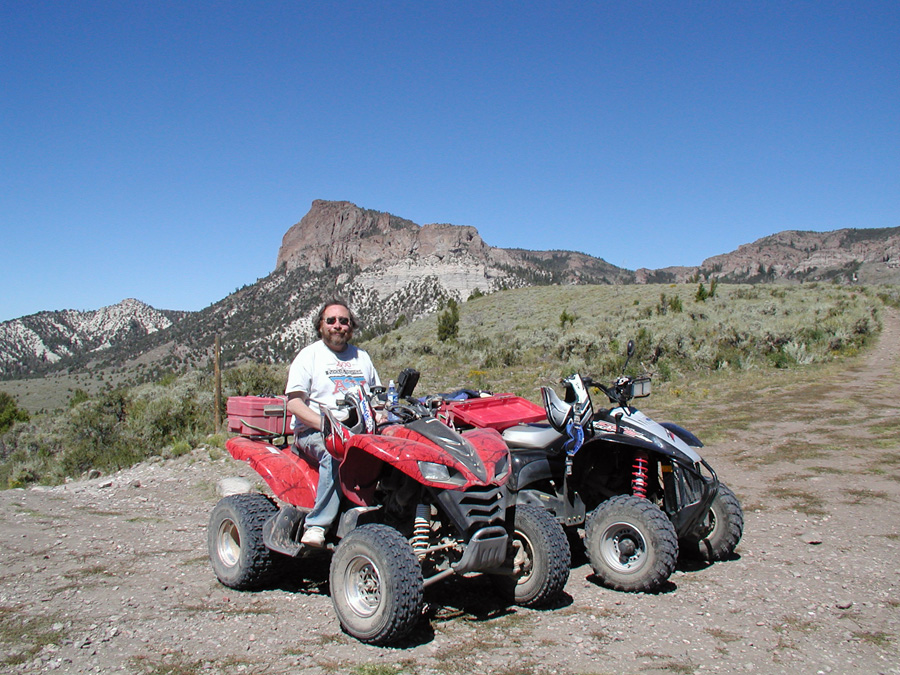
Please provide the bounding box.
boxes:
[2,200,898,379]
[0,299,187,378]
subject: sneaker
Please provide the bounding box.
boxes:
[300,525,326,548]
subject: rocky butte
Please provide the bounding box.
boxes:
[275,200,630,301]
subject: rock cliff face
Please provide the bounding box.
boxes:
[276,201,498,272]
[275,200,630,301]
[699,228,900,283]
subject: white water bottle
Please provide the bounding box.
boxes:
[387,380,398,422]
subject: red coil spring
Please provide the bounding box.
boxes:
[631,452,649,499]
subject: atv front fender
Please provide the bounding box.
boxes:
[665,458,718,537]
[660,422,703,448]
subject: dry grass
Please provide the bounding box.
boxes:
[765,486,829,516]
[2,282,896,488]
[0,605,66,668]
[364,283,887,401]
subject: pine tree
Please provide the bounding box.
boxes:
[437,299,460,341]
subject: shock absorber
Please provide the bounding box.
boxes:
[411,503,431,560]
[632,451,650,499]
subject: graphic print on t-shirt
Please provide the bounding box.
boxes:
[326,362,368,397]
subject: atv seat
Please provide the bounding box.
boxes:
[502,423,564,452]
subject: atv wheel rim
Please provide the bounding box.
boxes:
[344,555,382,618]
[513,534,535,584]
[599,521,647,574]
[705,508,720,539]
[216,519,241,568]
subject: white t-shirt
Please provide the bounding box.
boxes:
[285,340,381,433]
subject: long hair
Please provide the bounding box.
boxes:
[314,298,360,337]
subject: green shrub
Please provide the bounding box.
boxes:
[437,299,460,342]
[657,293,683,315]
[1,370,219,486]
[767,347,795,369]
[0,392,29,434]
[559,309,577,328]
[224,362,285,396]
[68,389,91,409]
[167,440,192,458]
[655,359,674,382]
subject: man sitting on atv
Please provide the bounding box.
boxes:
[285,299,382,547]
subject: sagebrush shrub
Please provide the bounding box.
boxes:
[2,282,894,488]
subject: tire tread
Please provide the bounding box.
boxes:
[208,493,281,590]
[505,505,571,608]
[329,524,424,645]
[681,483,744,561]
[584,494,678,592]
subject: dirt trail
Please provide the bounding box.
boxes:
[2,314,899,674]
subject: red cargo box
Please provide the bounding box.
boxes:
[442,394,545,431]
[226,395,290,437]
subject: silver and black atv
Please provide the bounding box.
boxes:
[499,341,743,592]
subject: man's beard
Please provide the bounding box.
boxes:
[323,331,349,352]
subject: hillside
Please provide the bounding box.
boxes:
[1,199,898,381]
[0,299,187,379]
[698,227,900,283]
[2,282,893,417]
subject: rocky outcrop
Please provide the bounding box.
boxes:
[276,201,499,272]
[699,228,900,283]
[275,200,631,301]
[634,266,698,284]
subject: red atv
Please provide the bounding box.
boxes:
[208,373,569,645]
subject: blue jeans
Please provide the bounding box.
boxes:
[293,429,341,530]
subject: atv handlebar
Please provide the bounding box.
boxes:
[580,374,651,407]
[386,401,432,424]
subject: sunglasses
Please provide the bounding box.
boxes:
[324,316,351,326]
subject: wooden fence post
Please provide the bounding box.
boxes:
[214,334,222,434]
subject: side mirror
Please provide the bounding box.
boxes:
[627,340,635,357]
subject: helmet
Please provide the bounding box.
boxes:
[562,374,593,425]
[541,385,574,434]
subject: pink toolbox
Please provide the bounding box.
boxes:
[226,395,291,437]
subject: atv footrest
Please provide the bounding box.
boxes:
[452,526,508,575]
[263,505,308,556]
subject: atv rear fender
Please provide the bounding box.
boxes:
[225,436,318,509]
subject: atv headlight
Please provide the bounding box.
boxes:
[418,461,466,486]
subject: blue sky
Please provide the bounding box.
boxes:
[2,1,898,322]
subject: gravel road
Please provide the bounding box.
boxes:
[2,313,899,675]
